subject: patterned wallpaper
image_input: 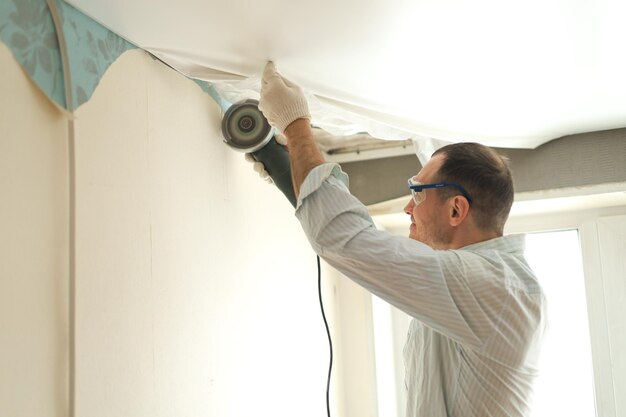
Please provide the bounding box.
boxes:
[0,0,136,110]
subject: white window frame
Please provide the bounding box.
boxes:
[505,186,626,417]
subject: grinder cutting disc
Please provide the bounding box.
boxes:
[221,99,274,153]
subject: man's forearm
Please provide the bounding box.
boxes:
[283,118,325,198]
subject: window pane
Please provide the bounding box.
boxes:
[524,230,596,417]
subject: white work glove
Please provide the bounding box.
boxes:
[244,134,288,183]
[259,62,311,133]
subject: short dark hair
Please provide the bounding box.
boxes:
[432,142,514,233]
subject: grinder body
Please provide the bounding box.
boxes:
[221,99,297,207]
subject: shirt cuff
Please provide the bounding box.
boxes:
[296,163,349,209]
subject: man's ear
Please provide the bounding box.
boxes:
[448,195,470,227]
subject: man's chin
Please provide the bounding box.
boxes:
[409,230,435,248]
[409,230,424,244]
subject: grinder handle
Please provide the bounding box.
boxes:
[251,137,297,208]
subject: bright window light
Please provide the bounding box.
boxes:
[524,229,596,417]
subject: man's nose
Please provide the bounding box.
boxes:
[404,198,414,215]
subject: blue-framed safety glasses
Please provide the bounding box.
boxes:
[407,177,473,206]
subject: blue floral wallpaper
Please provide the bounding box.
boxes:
[0,0,65,107]
[56,0,136,109]
[0,0,137,110]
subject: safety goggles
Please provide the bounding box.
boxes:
[407,177,473,206]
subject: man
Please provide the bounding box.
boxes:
[258,62,546,417]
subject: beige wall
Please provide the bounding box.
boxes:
[0,43,69,417]
[1,46,332,417]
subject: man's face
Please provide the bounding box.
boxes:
[404,154,452,249]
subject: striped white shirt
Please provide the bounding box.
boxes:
[295,163,547,417]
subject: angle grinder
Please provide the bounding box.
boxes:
[221,99,296,207]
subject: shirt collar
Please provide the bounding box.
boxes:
[461,233,526,253]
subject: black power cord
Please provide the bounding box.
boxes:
[317,255,333,417]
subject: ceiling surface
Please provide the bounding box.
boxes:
[67,0,626,148]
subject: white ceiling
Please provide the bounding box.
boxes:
[68,0,626,148]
